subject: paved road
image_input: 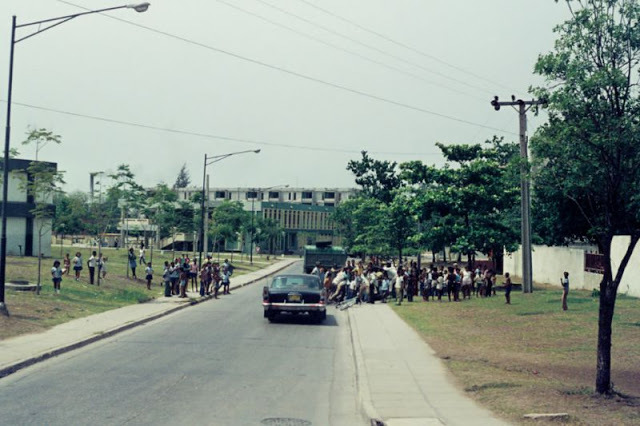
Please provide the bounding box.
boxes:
[0,262,364,426]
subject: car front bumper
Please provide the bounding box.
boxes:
[263,302,326,313]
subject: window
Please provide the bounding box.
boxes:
[268,191,279,199]
[293,193,297,200]
[323,191,335,199]
[246,191,258,199]
[302,191,312,199]
[214,191,226,199]
[324,202,334,207]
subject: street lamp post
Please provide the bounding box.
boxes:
[198,149,261,270]
[249,185,288,264]
[0,3,151,316]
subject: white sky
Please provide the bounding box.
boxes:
[0,0,571,193]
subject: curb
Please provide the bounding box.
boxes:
[347,308,385,426]
[0,259,298,380]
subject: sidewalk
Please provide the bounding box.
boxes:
[0,258,297,379]
[348,303,511,426]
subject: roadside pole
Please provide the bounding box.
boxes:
[491,96,546,293]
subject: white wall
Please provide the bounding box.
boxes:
[504,236,640,297]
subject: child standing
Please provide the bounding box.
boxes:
[561,271,569,311]
[504,272,513,304]
[72,252,83,281]
[51,260,63,294]
[145,262,153,290]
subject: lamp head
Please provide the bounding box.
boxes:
[254,149,261,154]
[128,2,150,12]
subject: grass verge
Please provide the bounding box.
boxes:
[392,284,640,425]
[1,246,281,340]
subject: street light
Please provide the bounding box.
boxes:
[250,185,288,264]
[198,149,261,270]
[0,3,151,316]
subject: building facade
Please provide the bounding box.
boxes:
[175,187,357,254]
[0,158,56,257]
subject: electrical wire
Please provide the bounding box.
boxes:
[4,99,448,157]
[294,0,518,94]
[214,0,486,103]
[55,0,516,137]
[251,0,497,96]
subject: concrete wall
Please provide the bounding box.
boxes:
[504,236,640,297]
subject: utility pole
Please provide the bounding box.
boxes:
[491,96,545,294]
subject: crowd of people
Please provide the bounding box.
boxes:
[49,245,235,299]
[311,258,511,305]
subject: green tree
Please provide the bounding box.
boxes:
[254,217,282,255]
[401,137,520,268]
[531,0,640,394]
[173,163,191,189]
[347,151,400,203]
[209,201,249,252]
[20,160,65,294]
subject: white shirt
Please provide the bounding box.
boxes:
[88,256,96,268]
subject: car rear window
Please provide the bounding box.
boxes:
[271,276,320,290]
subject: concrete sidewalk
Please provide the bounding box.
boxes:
[0,258,297,379]
[348,303,511,426]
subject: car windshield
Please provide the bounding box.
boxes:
[271,276,320,290]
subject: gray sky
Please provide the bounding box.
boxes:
[0,0,571,193]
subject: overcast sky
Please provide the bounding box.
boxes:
[0,0,571,193]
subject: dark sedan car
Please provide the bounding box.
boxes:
[262,274,327,323]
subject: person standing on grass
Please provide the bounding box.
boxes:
[128,247,137,279]
[139,243,146,266]
[395,267,405,306]
[72,252,83,281]
[561,271,570,311]
[87,250,97,285]
[51,260,62,294]
[163,261,172,297]
[100,256,108,279]
[145,262,153,290]
[504,272,513,304]
[63,253,71,276]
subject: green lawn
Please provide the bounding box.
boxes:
[1,246,281,340]
[392,283,640,425]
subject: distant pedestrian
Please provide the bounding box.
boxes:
[72,252,83,281]
[87,250,97,284]
[190,260,198,293]
[145,262,153,290]
[395,267,405,306]
[51,260,62,294]
[179,267,188,298]
[163,261,172,297]
[561,271,569,311]
[63,253,71,276]
[139,243,146,266]
[128,247,137,279]
[100,256,108,279]
[504,272,512,304]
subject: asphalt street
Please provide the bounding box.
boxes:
[0,261,364,426]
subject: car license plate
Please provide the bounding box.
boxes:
[288,293,301,302]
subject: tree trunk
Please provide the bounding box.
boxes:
[595,234,639,394]
[36,232,42,295]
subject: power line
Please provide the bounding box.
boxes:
[4,99,447,157]
[295,0,518,93]
[251,0,496,96]
[55,0,516,136]
[214,0,486,102]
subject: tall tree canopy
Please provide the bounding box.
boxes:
[173,163,191,189]
[531,0,640,394]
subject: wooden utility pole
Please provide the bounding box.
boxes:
[491,96,546,293]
